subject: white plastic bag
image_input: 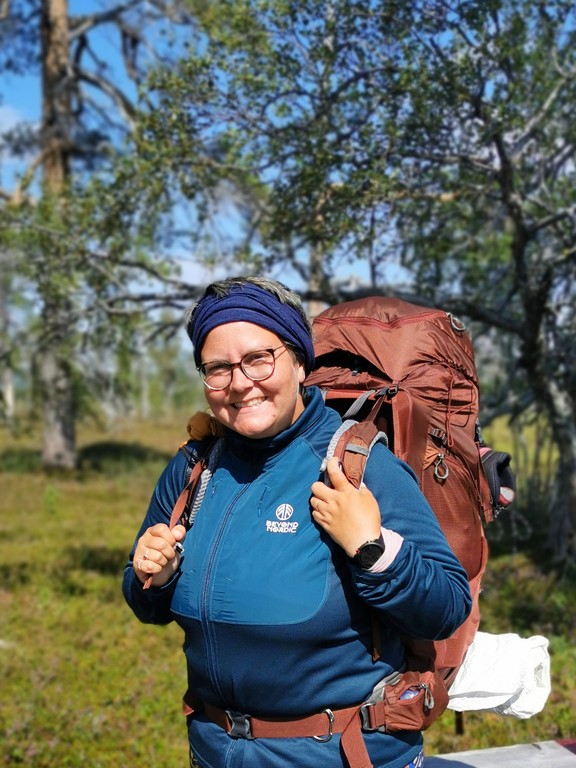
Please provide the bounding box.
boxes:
[447,631,551,718]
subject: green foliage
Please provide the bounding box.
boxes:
[4,1,575,495]
[0,416,574,766]
[138,0,576,353]
[141,0,417,259]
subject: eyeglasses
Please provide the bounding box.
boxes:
[198,345,287,390]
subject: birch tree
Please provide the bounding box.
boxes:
[0,0,199,467]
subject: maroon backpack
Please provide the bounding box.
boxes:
[305,296,514,730]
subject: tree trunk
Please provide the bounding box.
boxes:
[545,381,576,564]
[307,245,329,319]
[41,0,71,189]
[39,0,76,469]
[35,335,76,469]
[1,368,14,424]
[0,274,15,425]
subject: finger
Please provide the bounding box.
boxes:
[172,524,187,543]
[136,541,166,570]
[310,480,329,503]
[311,497,324,515]
[136,524,169,555]
[148,529,178,556]
[147,548,169,567]
[148,523,188,559]
[324,457,350,490]
[137,549,158,569]
[134,555,159,585]
[148,522,172,537]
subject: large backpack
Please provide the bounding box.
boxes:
[304,295,514,729]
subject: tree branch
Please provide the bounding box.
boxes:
[69,2,143,39]
[512,76,569,161]
[76,68,137,126]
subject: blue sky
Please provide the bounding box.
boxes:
[1,73,39,121]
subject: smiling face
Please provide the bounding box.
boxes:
[200,321,307,439]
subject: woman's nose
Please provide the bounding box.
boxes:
[228,365,254,390]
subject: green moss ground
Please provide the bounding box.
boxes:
[0,416,574,766]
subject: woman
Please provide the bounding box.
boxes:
[123,276,471,768]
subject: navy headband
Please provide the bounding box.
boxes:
[189,283,315,374]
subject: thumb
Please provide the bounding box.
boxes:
[172,524,187,542]
[325,456,350,490]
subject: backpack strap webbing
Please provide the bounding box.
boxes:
[143,437,219,590]
[169,451,209,529]
[171,437,221,528]
[325,408,388,491]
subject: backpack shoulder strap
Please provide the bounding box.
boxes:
[143,437,220,591]
[324,415,389,490]
[170,437,220,530]
[323,400,390,663]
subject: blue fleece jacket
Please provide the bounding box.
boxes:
[123,386,471,768]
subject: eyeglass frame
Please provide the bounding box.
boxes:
[197,344,288,390]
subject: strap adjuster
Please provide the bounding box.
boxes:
[226,710,254,740]
[359,701,381,733]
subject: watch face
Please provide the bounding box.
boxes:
[356,542,384,569]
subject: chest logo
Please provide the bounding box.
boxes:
[266,503,298,533]
[275,504,294,521]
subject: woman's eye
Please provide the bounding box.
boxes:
[206,363,230,376]
[244,352,268,365]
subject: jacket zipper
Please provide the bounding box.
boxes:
[200,483,249,700]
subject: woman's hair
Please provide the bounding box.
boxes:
[185,276,312,338]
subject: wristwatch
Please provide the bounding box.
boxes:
[352,533,385,569]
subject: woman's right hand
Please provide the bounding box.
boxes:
[133,523,187,587]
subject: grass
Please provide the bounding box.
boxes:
[0,414,574,766]
[0,415,192,768]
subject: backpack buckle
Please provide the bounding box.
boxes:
[359,702,379,732]
[226,710,254,740]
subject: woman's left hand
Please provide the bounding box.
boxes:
[310,457,382,557]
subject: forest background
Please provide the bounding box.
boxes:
[0,1,575,766]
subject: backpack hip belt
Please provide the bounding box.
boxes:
[182,689,378,768]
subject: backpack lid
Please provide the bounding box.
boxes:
[309,296,478,385]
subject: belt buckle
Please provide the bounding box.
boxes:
[226,710,254,740]
[312,708,335,742]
